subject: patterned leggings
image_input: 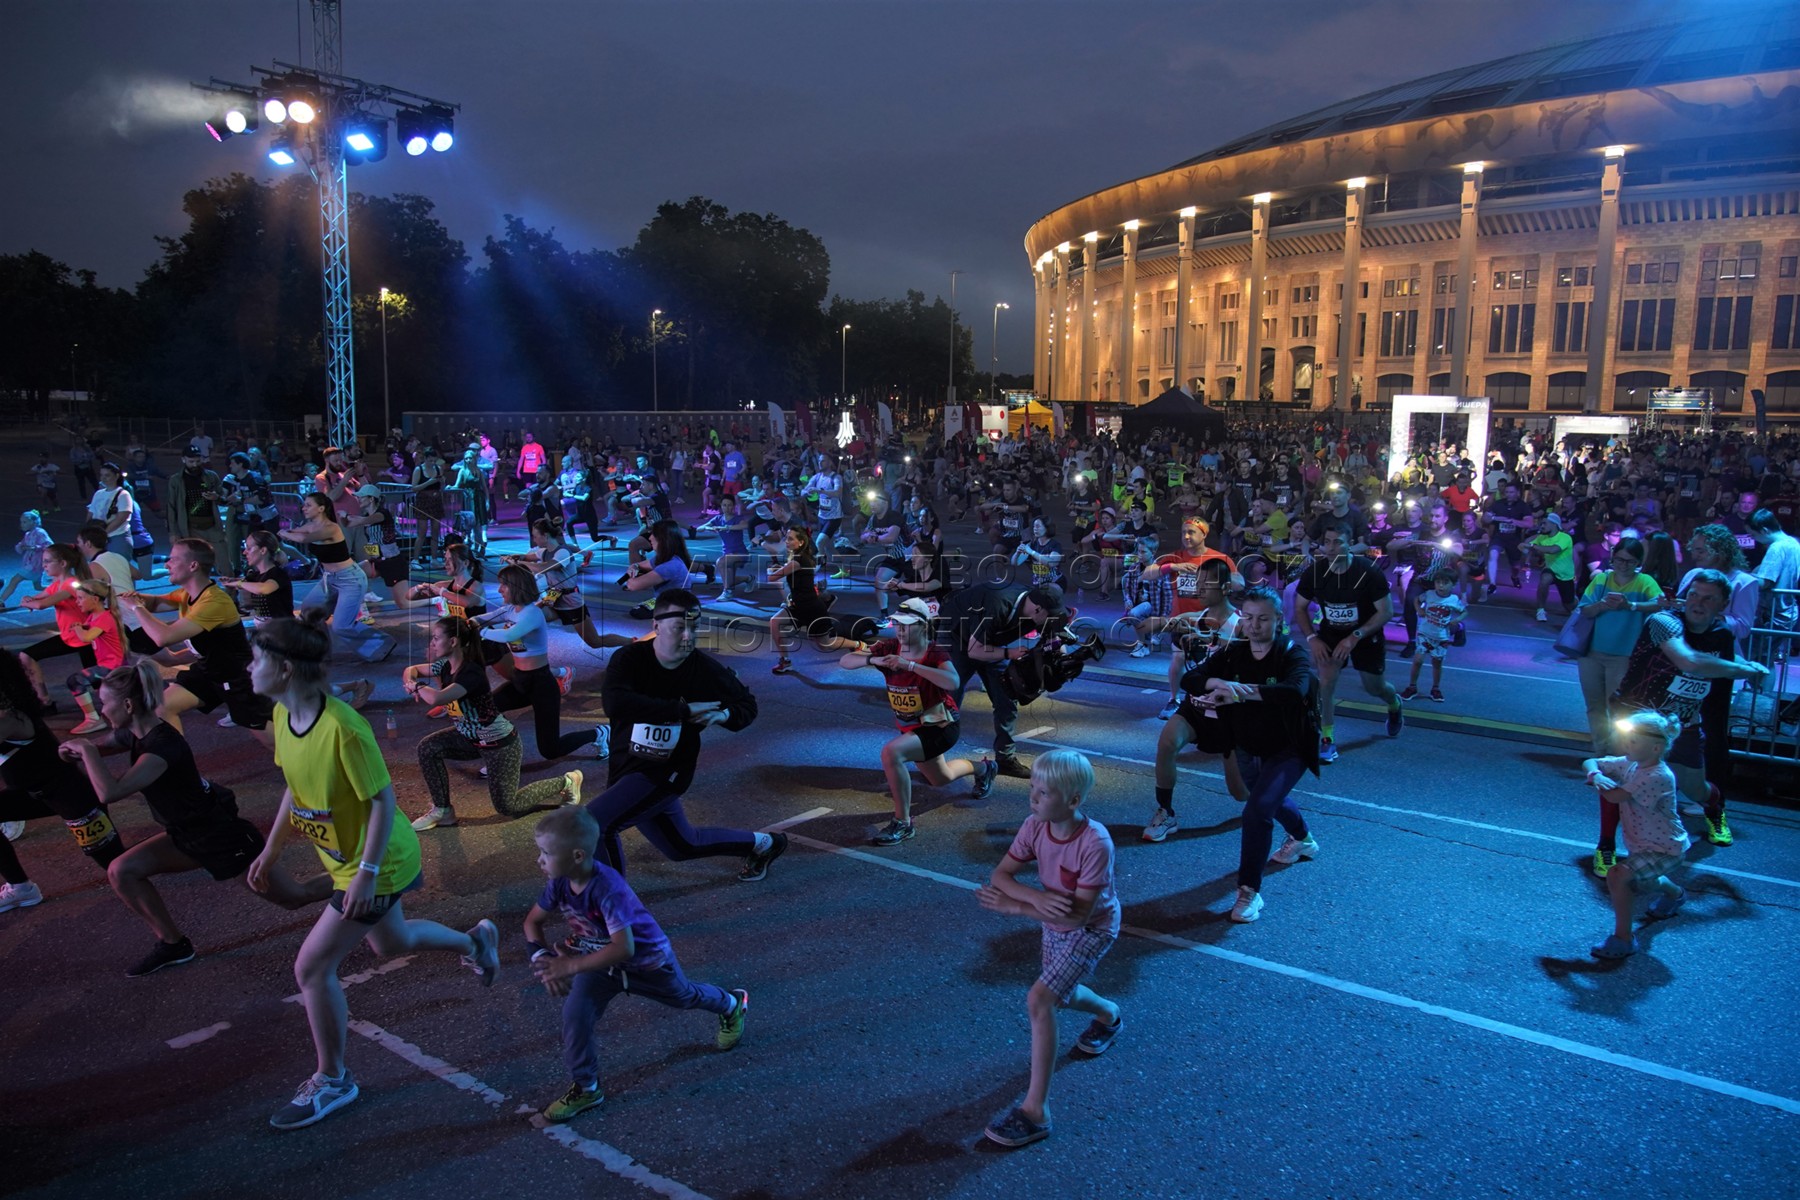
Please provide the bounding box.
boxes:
[417,727,571,818]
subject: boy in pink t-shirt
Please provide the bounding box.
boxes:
[976,748,1122,1148]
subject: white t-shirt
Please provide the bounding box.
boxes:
[810,472,843,520]
[1755,533,1800,631]
[1593,756,1688,858]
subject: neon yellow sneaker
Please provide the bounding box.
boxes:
[1591,848,1615,878]
[544,1082,603,1122]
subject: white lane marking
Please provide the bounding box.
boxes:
[282,954,416,1003]
[1017,725,1055,739]
[165,1022,229,1049]
[1122,923,1800,1117]
[534,1116,716,1200]
[351,1020,714,1199]
[1019,734,1800,893]
[348,1017,509,1106]
[787,830,1800,1117]
[764,806,831,831]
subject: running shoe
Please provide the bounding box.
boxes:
[716,989,749,1050]
[1157,699,1180,720]
[1535,608,1549,622]
[1271,834,1319,864]
[1396,642,1414,659]
[1591,848,1616,878]
[996,755,1033,779]
[342,679,374,711]
[543,1082,604,1123]
[428,705,449,719]
[1142,806,1179,843]
[126,937,196,978]
[1386,706,1404,738]
[1451,625,1467,647]
[1317,737,1339,764]
[411,806,458,832]
[738,832,788,882]
[269,1071,360,1131]
[1074,1015,1123,1057]
[553,667,573,696]
[1590,934,1639,960]
[1646,886,1687,921]
[970,758,999,800]
[830,569,851,580]
[217,713,237,728]
[0,820,23,841]
[1128,643,1152,659]
[70,717,109,736]
[463,918,500,987]
[871,819,915,846]
[1429,688,1444,703]
[1703,810,1733,846]
[1228,886,1264,923]
[562,770,584,806]
[985,1106,1051,1148]
[1399,686,1419,701]
[0,881,44,912]
[593,724,611,757]
[771,658,793,676]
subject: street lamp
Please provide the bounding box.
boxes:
[841,324,851,401]
[948,269,963,406]
[378,287,391,441]
[991,302,1009,402]
[650,309,662,413]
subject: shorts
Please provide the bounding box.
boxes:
[910,720,961,761]
[996,532,1023,553]
[169,816,265,881]
[1173,699,1234,755]
[1318,627,1386,675]
[1038,925,1115,1003]
[329,869,424,926]
[722,480,743,497]
[1623,849,1684,888]
[550,604,590,627]
[374,555,410,587]
[175,663,273,730]
[1667,723,1703,770]
[1418,634,1451,661]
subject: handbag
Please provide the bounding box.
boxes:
[1552,607,1593,658]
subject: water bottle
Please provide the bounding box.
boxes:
[385,709,397,740]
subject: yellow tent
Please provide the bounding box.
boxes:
[1007,400,1055,435]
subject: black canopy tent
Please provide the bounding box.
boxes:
[1118,387,1228,445]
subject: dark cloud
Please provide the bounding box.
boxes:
[1,0,1673,370]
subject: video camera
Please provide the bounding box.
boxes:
[1001,623,1107,705]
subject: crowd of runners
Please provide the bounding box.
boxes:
[2,410,1794,1146]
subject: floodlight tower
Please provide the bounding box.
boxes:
[195,0,458,451]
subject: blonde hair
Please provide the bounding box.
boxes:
[100,659,166,713]
[1030,747,1095,806]
[1617,709,1678,751]
[71,575,121,625]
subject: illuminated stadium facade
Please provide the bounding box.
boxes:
[1025,10,1800,421]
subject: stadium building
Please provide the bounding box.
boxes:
[1025,9,1800,422]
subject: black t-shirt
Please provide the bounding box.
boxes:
[599,641,757,790]
[1296,557,1389,632]
[435,656,512,744]
[1306,509,1369,545]
[241,565,293,621]
[130,722,238,835]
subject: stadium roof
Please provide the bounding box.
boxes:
[1169,8,1800,171]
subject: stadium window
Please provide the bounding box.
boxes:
[1160,327,1175,364]
[1430,307,1457,354]
[1773,296,1798,350]
[1701,260,1719,283]
[1487,303,1535,354]
[1719,259,1738,280]
[1220,321,1239,361]
[1576,266,1590,287]
[1645,263,1662,285]
[1626,263,1643,285]
[1619,298,1674,352]
[1263,317,1278,339]
[1524,269,1538,288]
[1740,258,1758,280]
[1552,301,1588,353]
[1780,256,1797,279]
[1694,297,1754,352]
[1380,309,1419,357]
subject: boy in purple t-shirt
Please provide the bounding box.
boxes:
[523,807,748,1122]
[976,748,1122,1148]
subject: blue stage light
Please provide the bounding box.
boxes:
[431,129,454,153]
[342,114,388,165]
[268,131,297,167]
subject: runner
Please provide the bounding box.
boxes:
[590,588,779,881]
[769,527,861,675]
[840,598,998,846]
[58,661,309,976]
[14,544,99,712]
[276,493,397,664]
[1291,526,1402,762]
[1139,517,1238,720]
[245,613,500,1131]
[403,616,588,832]
[472,566,606,762]
[1143,560,1247,842]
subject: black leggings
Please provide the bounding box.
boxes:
[21,636,96,668]
[493,665,593,761]
[0,784,123,884]
[583,772,754,875]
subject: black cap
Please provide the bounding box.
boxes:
[1022,583,1070,624]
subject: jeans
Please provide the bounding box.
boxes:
[1575,652,1630,754]
[312,566,393,660]
[417,727,570,817]
[950,649,1019,759]
[1235,752,1309,893]
[561,953,732,1087]
[585,772,755,874]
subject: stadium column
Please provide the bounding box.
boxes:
[1034,259,1050,402]
[1055,242,1073,404]
[1584,152,1623,413]
[1246,193,1271,403]
[1118,221,1139,406]
[1449,164,1482,399]
[1175,208,1195,394]
[1081,231,1099,402]
[1336,181,1365,414]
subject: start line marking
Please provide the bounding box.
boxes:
[784,817,1800,1120]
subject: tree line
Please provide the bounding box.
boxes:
[0,177,1000,423]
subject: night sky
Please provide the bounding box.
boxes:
[5,0,1674,371]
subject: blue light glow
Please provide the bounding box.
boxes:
[430,131,454,153]
[345,131,375,152]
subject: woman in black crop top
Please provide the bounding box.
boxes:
[278,493,395,663]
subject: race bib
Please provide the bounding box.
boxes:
[64,808,117,849]
[1174,572,1201,597]
[887,685,923,717]
[288,805,344,862]
[363,543,381,559]
[630,722,680,757]
[1002,514,1022,530]
[1031,559,1052,581]
[1323,602,1359,626]
[1666,675,1710,703]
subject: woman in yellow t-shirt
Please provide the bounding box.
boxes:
[245,612,501,1132]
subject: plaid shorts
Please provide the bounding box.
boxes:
[1624,849,1684,888]
[1039,925,1115,1003]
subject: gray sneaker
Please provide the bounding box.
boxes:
[1142,806,1179,843]
[464,918,500,987]
[870,819,915,846]
[269,1070,360,1130]
[970,758,999,800]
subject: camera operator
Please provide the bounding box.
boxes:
[937,581,1069,779]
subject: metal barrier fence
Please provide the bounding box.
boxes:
[401,410,772,453]
[1736,588,1800,765]
[266,480,468,551]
